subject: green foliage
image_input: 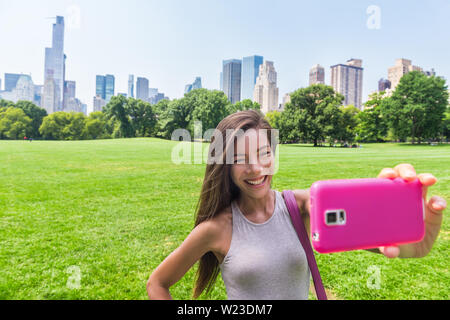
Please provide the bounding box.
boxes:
[336,105,360,144]
[127,98,157,137]
[265,110,282,129]
[85,112,110,140]
[0,99,15,109]
[443,107,450,140]
[282,84,344,145]
[356,92,389,142]
[14,100,48,138]
[39,112,89,140]
[386,71,448,143]
[185,89,230,138]
[0,107,32,139]
[156,89,231,140]
[103,95,134,138]
[226,99,260,114]
[157,99,193,139]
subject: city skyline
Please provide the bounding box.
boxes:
[1,0,449,113]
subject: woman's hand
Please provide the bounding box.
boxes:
[377,163,447,258]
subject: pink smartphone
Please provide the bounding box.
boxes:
[309,177,425,254]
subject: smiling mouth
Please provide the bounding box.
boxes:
[244,176,267,186]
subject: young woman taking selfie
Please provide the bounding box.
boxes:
[146,110,447,300]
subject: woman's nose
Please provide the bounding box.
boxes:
[247,161,263,174]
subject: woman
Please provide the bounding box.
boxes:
[147,110,446,300]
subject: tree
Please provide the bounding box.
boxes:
[185,89,230,138]
[226,99,260,114]
[386,71,448,143]
[15,100,48,138]
[356,92,389,142]
[0,99,15,109]
[153,99,171,138]
[157,98,193,140]
[443,107,450,141]
[39,112,72,140]
[283,84,344,146]
[265,110,282,129]
[85,111,110,139]
[126,98,156,137]
[156,89,230,140]
[103,95,134,138]
[0,107,32,139]
[335,105,360,144]
[64,112,88,140]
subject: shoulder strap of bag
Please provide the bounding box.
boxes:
[282,190,327,300]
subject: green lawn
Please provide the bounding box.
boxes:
[0,138,449,300]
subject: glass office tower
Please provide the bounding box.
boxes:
[222,59,242,104]
[44,16,65,111]
[241,55,263,100]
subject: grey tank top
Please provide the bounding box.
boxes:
[219,190,311,300]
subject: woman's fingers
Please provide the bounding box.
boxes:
[417,173,437,187]
[379,246,400,258]
[378,168,397,179]
[394,163,417,182]
[428,196,447,214]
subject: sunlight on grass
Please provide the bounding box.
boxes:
[0,139,448,299]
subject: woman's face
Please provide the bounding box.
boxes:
[230,128,275,198]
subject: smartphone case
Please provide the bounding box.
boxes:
[309,178,425,253]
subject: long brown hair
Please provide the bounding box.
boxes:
[192,109,275,299]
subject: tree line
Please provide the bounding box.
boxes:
[268,71,449,145]
[0,71,449,144]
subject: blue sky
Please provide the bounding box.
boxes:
[1,0,449,112]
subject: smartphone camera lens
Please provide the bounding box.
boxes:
[326,211,337,224]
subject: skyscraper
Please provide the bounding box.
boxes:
[44,16,65,112]
[93,95,106,112]
[185,84,192,94]
[192,77,202,90]
[185,77,202,94]
[387,58,422,90]
[63,80,76,109]
[105,75,115,102]
[253,61,279,114]
[378,78,391,92]
[330,59,364,109]
[241,55,263,100]
[4,73,22,91]
[223,59,242,104]
[96,75,106,99]
[128,75,135,98]
[95,75,114,102]
[0,75,35,103]
[136,77,149,101]
[42,73,58,114]
[309,64,325,85]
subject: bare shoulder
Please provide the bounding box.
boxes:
[197,206,232,255]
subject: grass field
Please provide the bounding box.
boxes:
[0,138,449,300]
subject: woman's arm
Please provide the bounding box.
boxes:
[147,220,221,299]
[293,189,311,238]
[295,164,446,259]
